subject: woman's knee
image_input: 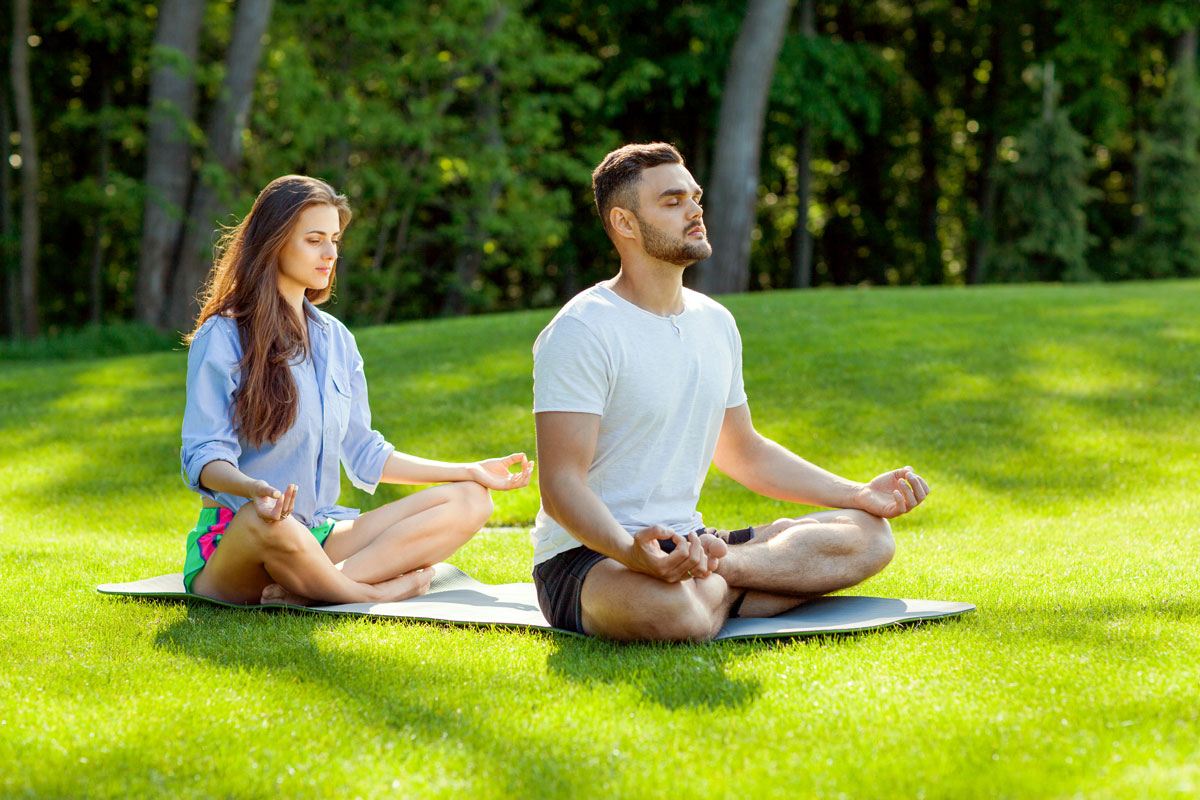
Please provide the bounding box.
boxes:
[234,505,310,555]
[448,480,494,529]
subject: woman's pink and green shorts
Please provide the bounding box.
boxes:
[183,507,336,594]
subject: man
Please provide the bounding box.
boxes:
[531,142,929,641]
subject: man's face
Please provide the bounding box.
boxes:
[629,163,711,266]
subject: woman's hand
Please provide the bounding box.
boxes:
[250,480,296,522]
[467,453,533,491]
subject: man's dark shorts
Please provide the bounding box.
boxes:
[531,526,754,634]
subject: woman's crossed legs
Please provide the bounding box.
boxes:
[192,481,493,606]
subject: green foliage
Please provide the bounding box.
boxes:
[993,86,1097,282]
[10,1,1200,339]
[0,320,177,360]
[1128,71,1200,278]
[244,0,602,323]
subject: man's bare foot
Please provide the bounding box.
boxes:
[371,568,434,603]
[260,583,312,606]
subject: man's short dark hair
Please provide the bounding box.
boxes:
[592,142,684,232]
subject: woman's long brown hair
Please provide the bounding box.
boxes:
[185,175,352,448]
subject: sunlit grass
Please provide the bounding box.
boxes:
[1,280,1198,798]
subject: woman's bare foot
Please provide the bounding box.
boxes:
[371,568,434,603]
[260,583,313,606]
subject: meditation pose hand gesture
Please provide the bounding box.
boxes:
[179,175,530,607]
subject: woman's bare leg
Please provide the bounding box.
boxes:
[322,481,493,584]
[191,505,432,605]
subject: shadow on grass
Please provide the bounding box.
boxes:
[543,634,763,711]
[151,603,602,797]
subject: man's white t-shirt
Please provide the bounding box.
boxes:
[530,282,747,565]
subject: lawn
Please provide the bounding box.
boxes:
[1,280,1197,799]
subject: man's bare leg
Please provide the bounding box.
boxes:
[718,508,895,600]
[580,559,737,642]
[578,509,894,640]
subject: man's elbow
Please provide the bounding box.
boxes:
[538,472,573,521]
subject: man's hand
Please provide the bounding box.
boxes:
[624,526,727,582]
[251,481,295,523]
[468,453,534,491]
[855,467,930,519]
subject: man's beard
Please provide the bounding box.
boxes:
[638,215,712,266]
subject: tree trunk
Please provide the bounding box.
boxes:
[1177,28,1197,151]
[135,0,205,328]
[443,4,508,317]
[10,0,38,338]
[691,0,793,295]
[166,0,274,332]
[89,78,113,325]
[968,22,1002,285]
[789,0,815,289]
[0,51,16,339]
[914,9,942,285]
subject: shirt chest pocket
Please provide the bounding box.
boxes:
[328,369,354,441]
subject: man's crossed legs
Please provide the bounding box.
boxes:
[577,509,895,641]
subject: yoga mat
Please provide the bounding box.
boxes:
[98,563,974,640]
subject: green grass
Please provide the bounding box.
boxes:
[2,280,1198,798]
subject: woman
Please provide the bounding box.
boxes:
[180,175,531,605]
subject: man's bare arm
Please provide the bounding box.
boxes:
[536,412,712,581]
[712,404,929,517]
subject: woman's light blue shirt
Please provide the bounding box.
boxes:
[180,301,394,527]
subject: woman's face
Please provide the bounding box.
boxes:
[277,203,342,295]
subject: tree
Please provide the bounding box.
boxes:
[0,24,15,339]
[165,0,274,331]
[992,62,1096,282]
[691,0,793,295]
[135,0,205,327]
[10,0,39,338]
[790,0,815,288]
[1128,28,1200,278]
[442,3,509,316]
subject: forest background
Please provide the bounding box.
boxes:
[4,0,1200,340]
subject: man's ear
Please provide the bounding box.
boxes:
[609,206,638,240]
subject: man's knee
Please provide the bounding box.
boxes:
[587,583,721,642]
[633,596,719,642]
[844,510,894,573]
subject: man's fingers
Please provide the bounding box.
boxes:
[660,539,694,582]
[699,533,728,560]
[910,473,928,503]
[635,525,673,544]
[688,536,708,577]
[913,473,931,499]
[899,478,918,508]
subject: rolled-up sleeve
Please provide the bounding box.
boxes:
[180,318,243,499]
[339,335,395,493]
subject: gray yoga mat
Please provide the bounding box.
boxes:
[98,563,974,640]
